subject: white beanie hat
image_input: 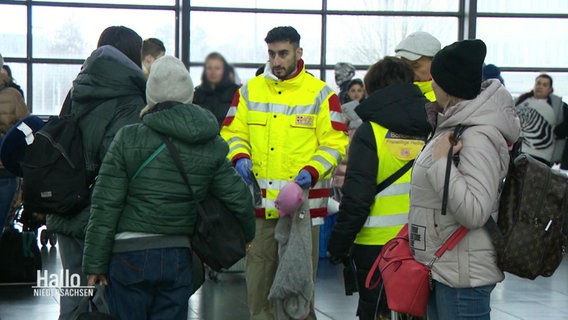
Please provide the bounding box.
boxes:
[146,55,194,109]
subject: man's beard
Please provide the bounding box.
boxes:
[273,58,297,79]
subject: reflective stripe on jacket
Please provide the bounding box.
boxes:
[354,122,424,245]
[220,60,348,219]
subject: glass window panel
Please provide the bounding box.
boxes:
[190,0,321,10]
[190,12,322,65]
[0,5,27,58]
[32,64,81,115]
[234,68,259,86]
[327,0,459,12]
[32,7,175,59]
[3,63,28,103]
[37,0,174,5]
[326,15,458,65]
[189,66,204,90]
[477,0,568,14]
[501,72,568,101]
[478,18,568,68]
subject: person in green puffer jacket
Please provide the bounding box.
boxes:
[82,55,256,320]
[46,26,147,320]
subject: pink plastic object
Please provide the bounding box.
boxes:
[275,181,304,217]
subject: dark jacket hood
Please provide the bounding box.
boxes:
[355,83,432,136]
[72,45,146,102]
[142,101,220,144]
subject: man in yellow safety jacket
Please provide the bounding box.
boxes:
[220,26,348,320]
[395,31,442,103]
[327,57,432,320]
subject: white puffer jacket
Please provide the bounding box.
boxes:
[409,80,521,288]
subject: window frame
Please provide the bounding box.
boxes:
[1,0,566,114]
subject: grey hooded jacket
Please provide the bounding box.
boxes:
[408,80,521,288]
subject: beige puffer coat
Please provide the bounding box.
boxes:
[409,80,521,288]
[0,73,28,135]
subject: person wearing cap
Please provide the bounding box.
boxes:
[335,62,356,103]
[395,31,441,102]
[327,57,432,320]
[46,26,148,319]
[0,58,29,236]
[408,40,520,319]
[221,26,348,320]
[83,55,256,320]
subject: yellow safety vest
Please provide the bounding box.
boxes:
[221,60,349,219]
[415,80,436,102]
[354,122,425,245]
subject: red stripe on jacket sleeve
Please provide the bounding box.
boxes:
[328,94,342,112]
[222,91,240,126]
[328,94,348,131]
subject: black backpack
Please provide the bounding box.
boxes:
[22,98,102,217]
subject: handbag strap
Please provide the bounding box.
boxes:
[376,160,414,195]
[433,226,468,259]
[157,134,194,198]
[156,134,210,227]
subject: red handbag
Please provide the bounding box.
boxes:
[365,224,468,317]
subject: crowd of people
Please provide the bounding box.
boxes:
[0,24,566,320]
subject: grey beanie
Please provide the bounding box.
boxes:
[334,62,356,86]
[146,55,194,109]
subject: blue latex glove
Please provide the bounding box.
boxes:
[235,158,253,185]
[294,169,312,189]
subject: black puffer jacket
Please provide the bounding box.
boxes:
[327,83,431,259]
[193,82,240,127]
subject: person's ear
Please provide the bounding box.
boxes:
[296,47,303,61]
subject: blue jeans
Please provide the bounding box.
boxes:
[0,177,18,234]
[108,247,193,320]
[428,280,495,320]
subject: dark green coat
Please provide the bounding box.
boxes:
[46,45,147,238]
[83,102,256,275]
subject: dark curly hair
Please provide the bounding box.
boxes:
[264,26,301,47]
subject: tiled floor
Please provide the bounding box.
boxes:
[0,238,567,320]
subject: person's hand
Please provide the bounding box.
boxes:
[235,158,253,184]
[432,131,463,161]
[87,274,108,286]
[294,169,312,189]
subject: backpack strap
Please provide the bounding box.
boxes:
[441,124,469,215]
[131,143,167,182]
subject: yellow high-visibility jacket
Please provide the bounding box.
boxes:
[221,60,349,219]
[354,122,425,245]
[415,80,436,102]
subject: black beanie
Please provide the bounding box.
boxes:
[431,39,487,100]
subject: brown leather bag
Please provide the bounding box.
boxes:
[490,152,567,279]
